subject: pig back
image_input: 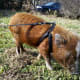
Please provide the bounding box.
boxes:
[9,13,50,47]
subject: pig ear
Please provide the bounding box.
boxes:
[55,34,67,47]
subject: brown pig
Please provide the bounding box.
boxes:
[9,13,80,74]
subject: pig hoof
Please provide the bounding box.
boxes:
[46,61,53,70]
[37,54,41,60]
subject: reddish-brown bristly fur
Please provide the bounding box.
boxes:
[9,12,80,73]
[9,13,50,47]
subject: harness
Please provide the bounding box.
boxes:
[37,23,56,53]
[8,22,56,53]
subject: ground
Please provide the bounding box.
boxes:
[0,11,80,80]
[0,48,75,80]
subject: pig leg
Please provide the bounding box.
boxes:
[38,41,53,70]
[16,42,27,55]
[16,46,21,55]
[13,33,21,55]
[39,49,53,70]
[20,44,26,52]
[45,57,53,70]
[14,34,25,55]
[16,41,22,56]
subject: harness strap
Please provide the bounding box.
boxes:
[8,22,55,27]
[48,32,53,53]
[37,23,56,54]
[38,23,56,45]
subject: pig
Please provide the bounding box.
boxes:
[9,12,80,74]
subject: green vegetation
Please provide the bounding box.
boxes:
[0,17,14,53]
[0,12,80,80]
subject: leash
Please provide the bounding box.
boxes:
[8,22,55,27]
[0,22,55,28]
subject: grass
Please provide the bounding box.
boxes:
[0,11,80,80]
[0,17,14,53]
